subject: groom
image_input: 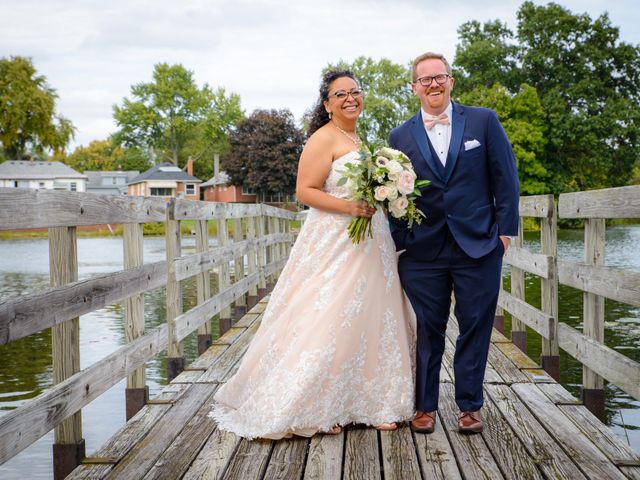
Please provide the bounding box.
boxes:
[388,52,519,434]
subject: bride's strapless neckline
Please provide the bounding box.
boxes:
[333,150,360,164]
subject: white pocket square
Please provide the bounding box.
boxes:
[464,139,481,151]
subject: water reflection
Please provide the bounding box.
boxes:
[0,227,638,478]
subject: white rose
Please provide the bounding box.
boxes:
[384,183,398,201]
[374,185,390,201]
[397,170,416,195]
[389,196,409,218]
[378,147,399,158]
[386,160,403,180]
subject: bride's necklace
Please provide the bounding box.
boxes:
[331,121,361,146]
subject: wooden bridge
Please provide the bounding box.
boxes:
[0,185,639,479]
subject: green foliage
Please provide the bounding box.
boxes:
[0,56,74,159]
[457,83,548,195]
[453,1,640,193]
[113,63,244,180]
[64,138,150,172]
[324,57,419,147]
[223,109,304,198]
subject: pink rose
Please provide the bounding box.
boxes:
[374,185,390,201]
[389,196,409,218]
[397,171,416,195]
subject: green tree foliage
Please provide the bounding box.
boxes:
[64,138,150,172]
[323,57,419,147]
[224,109,304,199]
[457,83,548,195]
[453,2,640,193]
[0,56,74,160]
[113,63,244,180]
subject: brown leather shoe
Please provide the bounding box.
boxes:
[411,411,436,433]
[458,411,483,434]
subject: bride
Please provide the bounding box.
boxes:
[210,69,416,439]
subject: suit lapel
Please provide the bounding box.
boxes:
[410,112,443,182]
[443,102,465,184]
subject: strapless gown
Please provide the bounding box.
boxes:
[209,150,416,439]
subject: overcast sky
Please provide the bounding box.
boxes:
[1,0,638,149]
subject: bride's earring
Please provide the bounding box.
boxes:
[327,111,332,119]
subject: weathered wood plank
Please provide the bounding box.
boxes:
[413,414,462,480]
[536,383,640,474]
[212,326,247,346]
[105,383,214,478]
[0,187,167,229]
[261,203,298,221]
[189,344,231,370]
[438,383,504,479]
[0,261,167,345]
[343,427,381,480]
[485,384,587,479]
[262,436,309,480]
[172,233,294,281]
[142,386,223,480]
[67,384,191,479]
[497,290,553,339]
[558,260,640,308]
[173,200,262,221]
[480,389,545,479]
[487,345,530,384]
[173,272,260,343]
[503,246,552,279]
[512,383,627,479]
[557,322,640,400]
[379,425,421,480]
[519,195,553,218]
[233,312,261,328]
[559,185,640,219]
[0,324,167,464]
[181,429,242,480]
[493,343,555,384]
[221,438,273,480]
[303,433,344,480]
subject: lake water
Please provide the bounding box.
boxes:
[0,227,639,478]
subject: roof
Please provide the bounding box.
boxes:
[0,160,86,179]
[201,171,231,187]
[84,170,140,185]
[128,162,201,185]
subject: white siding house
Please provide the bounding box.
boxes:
[0,161,87,192]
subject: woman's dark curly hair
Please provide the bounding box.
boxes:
[307,69,358,137]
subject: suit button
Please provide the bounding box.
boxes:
[447,214,452,218]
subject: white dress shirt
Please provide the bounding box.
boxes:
[421,102,453,167]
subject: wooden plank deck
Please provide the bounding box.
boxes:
[68,298,640,480]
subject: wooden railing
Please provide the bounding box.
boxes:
[498,186,640,421]
[0,187,298,479]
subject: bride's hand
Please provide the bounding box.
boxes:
[347,200,376,218]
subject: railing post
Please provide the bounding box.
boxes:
[195,220,213,355]
[123,222,148,419]
[232,217,247,320]
[166,201,184,381]
[540,196,560,381]
[257,212,268,299]
[510,218,527,352]
[49,226,85,480]
[582,217,606,421]
[247,215,259,308]
[267,216,277,292]
[217,216,232,335]
[494,272,505,334]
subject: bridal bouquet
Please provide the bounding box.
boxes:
[337,147,430,243]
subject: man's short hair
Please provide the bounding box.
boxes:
[411,52,452,81]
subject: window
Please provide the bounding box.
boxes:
[150,187,173,196]
[69,182,77,192]
[185,183,195,195]
[13,181,18,188]
[38,182,45,189]
[242,185,255,195]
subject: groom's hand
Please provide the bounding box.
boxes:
[500,235,510,252]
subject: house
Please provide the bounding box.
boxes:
[0,160,87,191]
[201,170,257,203]
[84,170,139,195]
[127,159,201,200]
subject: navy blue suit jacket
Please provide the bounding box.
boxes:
[388,102,520,260]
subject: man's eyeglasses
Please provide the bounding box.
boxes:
[415,74,451,87]
[328,89,363,100]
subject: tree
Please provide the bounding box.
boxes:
[64,138,150,172]
[113,63,244,179]
[224,109,304,199]
[0,56,74,160]
[323,57,419,146]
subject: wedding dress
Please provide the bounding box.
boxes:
[210,150,416,439]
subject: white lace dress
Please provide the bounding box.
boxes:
[209,150,416,439]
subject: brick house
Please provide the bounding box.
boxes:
[201,170,257,203]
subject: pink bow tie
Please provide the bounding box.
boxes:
[424,113,449,130]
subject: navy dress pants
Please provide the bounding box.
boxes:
[398,232,503,412]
